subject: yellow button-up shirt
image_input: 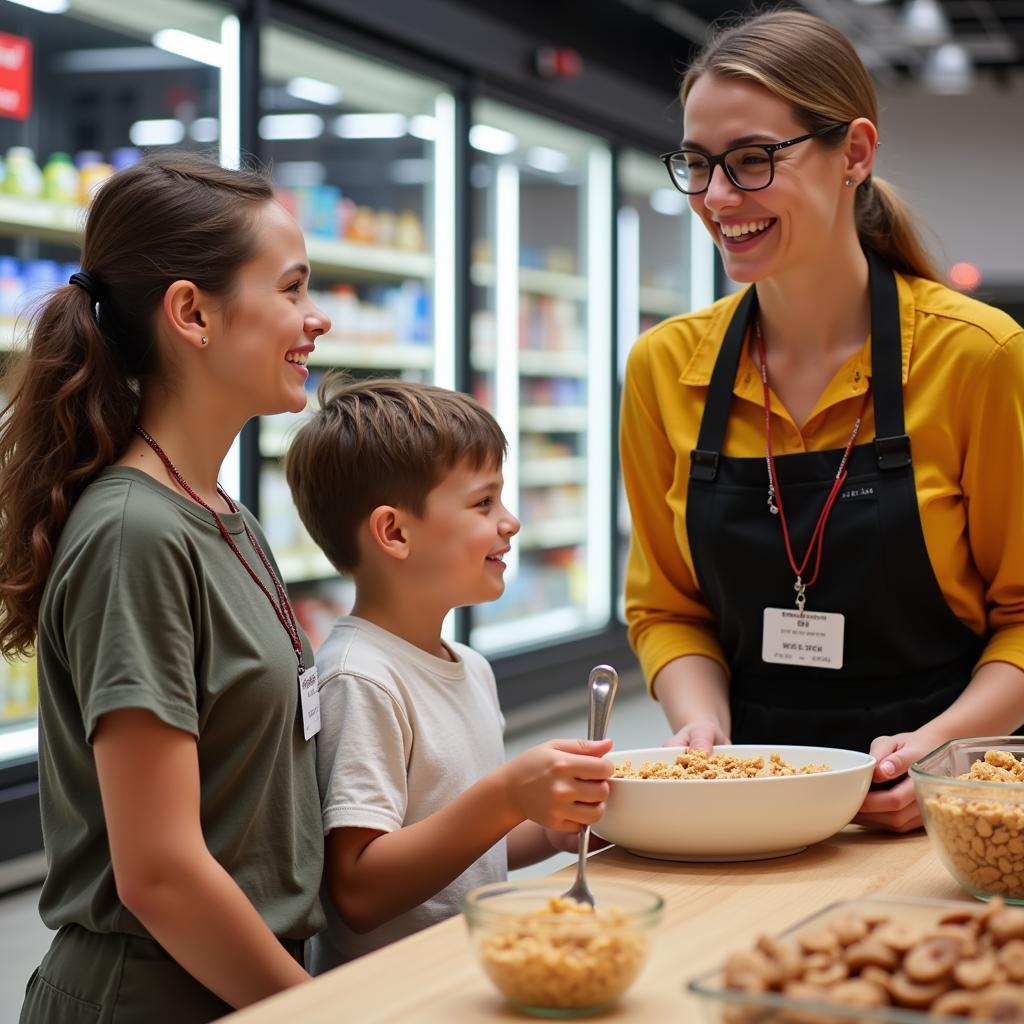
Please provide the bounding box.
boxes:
[621,273,1024,692]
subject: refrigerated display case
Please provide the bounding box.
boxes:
[0,0,240,887]
[615,150,716,620]
[467,99,613,655]
[256,23,455,648]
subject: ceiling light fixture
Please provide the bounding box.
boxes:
[902,0,950,47]
[922,42,975,94]
[129,119,186,146]
[469,124,518,155]
[258,113,325,140]
[285,77,343,106]
[152,29,223,68]
[333,113,408,139]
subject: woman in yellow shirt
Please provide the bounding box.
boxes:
[621,10,1024,832]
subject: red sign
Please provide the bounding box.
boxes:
[0,32,31,121]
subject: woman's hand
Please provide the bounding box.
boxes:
[663,718,730,753]
[853,729,943,833]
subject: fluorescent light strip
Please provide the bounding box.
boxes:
[432,93,456,391]
[469,124,518,156]
[258,113,324,141]
[6,0,67,12]
[585,145,613,626]
[286,77,342,106]
[650,187,688,216]
[494,161,520,581]
[525,145,569,174]
[218,15,240,169]
[616,205,640,380]
[152,29,223,69]
[333,113,407,139]
[408,115,436,141]
[129,119,185,146]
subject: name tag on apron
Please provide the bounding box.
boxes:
[762,608,844,670]
[299,666,321,741]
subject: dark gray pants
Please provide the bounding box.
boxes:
[20,924,303,1024]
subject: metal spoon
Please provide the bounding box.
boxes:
[561,664,619,907]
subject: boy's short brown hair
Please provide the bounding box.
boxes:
[285,372,507,572]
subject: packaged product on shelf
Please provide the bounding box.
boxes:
[374,209,397,248]
[395,210,424,251]
[0,257,24,319]
[1,656,38,722]
[76,152,114,203]
[3,147,43,198]
[347,205,377,244]
[110,147,143,172]
[545,247,576,274]
[296,184,341,239]
[22,260,62,310]
[336,196,356,240]
[42,152,79,204]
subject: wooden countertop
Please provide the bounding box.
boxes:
[222,829,967,1022]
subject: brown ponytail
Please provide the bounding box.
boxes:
[682,10,942,282]
[0,153,274,658]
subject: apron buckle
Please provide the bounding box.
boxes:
[690,449,720,481]
[875,434,912,470]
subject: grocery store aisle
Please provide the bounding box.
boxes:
[0,672,663,1023]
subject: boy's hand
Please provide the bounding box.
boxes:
[502,738,614,832]
[545,828,612,855]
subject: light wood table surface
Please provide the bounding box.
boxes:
[222,829,967,1022]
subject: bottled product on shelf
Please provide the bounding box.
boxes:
[0,656,37,725]
[2,147,43,199]
[275,185,426,252]
[310,281,431,347]
[0,256,80,333]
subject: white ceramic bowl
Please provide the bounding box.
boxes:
[593,744,875,862]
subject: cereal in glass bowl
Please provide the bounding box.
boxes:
[462,879,663,1017]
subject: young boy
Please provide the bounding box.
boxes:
[285,374,613,972]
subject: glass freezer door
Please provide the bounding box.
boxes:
[615,149,716,620]
[0,0,240,785]
[469,100,613,655]
[258,26,455,649]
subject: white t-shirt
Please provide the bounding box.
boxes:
[308,615,507,972]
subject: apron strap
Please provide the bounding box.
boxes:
[690,251,911,482]
[867,249,913,471]
[690,286,757,481]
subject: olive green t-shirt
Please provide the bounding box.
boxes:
[35,467,324,940]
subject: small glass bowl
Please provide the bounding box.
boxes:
[462,878,663,1018]
[911,736,1024,903]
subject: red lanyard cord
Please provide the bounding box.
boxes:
[135,426,305,672]
[755,323,871,610]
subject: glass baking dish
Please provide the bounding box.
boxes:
[686,895,1011,1023]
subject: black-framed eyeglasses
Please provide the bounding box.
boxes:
[660,122,851,195]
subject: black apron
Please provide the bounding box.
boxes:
[685,251,984,753]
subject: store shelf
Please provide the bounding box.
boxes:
[471,262,587,301]
[0,195,85,245]
[472,348,588,378]
[309,337,433,371]
[276,549,337,584]
[306,237,433,281]
[519,517,586,550]
[520,457,588,487]
[519,406,588,433]
[638,285,684,317]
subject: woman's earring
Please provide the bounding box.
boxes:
[845,178,857,187]
[201,336,208,346]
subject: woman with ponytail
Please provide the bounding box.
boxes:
[1,153,330,1021]
[622,11,1024,832]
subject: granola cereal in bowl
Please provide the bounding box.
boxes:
[912,738,1024,904]
[593,745,874,862]
[462,879,663,1018]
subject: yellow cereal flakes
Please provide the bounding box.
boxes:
[613,749,831,780]
[477,897,648,1010]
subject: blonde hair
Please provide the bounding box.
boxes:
[682,10,941,282]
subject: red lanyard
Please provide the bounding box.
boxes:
[755,321,870,614]
[135,426,305,673]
